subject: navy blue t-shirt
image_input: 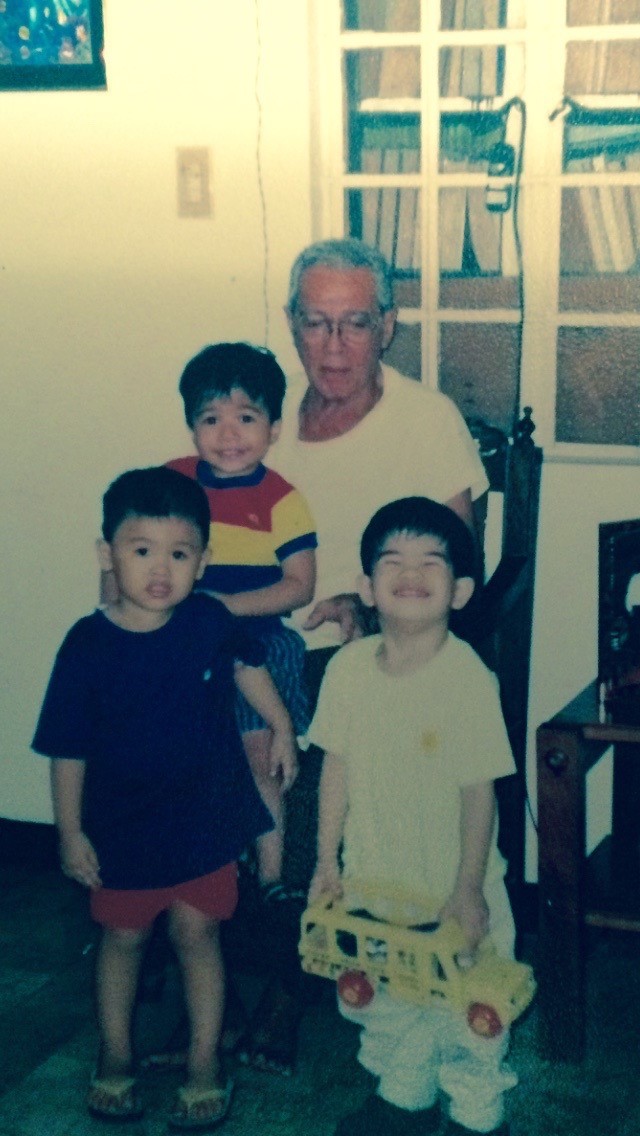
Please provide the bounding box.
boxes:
[32,593,273,889]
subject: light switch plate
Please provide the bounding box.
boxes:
[176,147,211,218]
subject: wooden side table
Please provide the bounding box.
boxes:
[536,681,640,1062]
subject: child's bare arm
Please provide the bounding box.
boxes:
[438,780,495,951]
[234,664,298,789]
[308,753,347,903]
[50,759,101,889]
[211,549,316,618]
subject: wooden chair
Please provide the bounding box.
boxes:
[456,407,543,926]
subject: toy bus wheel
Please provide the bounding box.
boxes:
[337,970,375,1008]
[467,1002,503,1038]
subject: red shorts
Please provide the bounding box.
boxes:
[90,862,238,930]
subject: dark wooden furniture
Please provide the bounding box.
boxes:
[459,408,543,926]
[537,682,640,1062]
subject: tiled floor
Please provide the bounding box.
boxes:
[1,861,640,1136]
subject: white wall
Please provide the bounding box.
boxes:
[1,0,314,821]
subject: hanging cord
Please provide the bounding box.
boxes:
[254,0,270,346]
[505,97,539,839]
[502,96,526,434]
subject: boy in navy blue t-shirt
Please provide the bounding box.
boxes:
[33,466,296,1129]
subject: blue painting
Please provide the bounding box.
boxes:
[0,1,105,88]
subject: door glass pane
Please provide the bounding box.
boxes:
[343,0,420,32]
[438,187,520,284]
[563,111,640,174]
[439,41,525,160]
[440,0,522,30]
[344,47,420,109]
[439,108,510,169]
[561,112,640,308]
[344,50,421,176]
[394,277,422,308]
[347,112,420,177]
[559,183,640,309]
[383,320,422,380]
[439,16,524,98]
[439,323,521,435]
[567,1,640,26]
[566,39,640,95]
[439,44,506,97]
[346,188,422,287]
[556,326,640,445]
[439,41,512,99]
[438,164,523,308]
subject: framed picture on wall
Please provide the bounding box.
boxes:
[0,1,105,90]
[599,517,640,693]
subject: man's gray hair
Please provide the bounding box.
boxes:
[287,238,395,313]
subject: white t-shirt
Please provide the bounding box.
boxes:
[308,633,515,951]
[269,364,488,648]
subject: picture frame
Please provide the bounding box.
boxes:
[0,1,105,91]
[598,517,640,692]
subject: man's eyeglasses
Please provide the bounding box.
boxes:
[294,311,382,344]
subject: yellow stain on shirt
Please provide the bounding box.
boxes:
[420,731,439,754]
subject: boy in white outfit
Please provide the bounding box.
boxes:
[308,497,518,1136]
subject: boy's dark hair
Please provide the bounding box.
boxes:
[360,496,475,580]
[179,342,286,427]
[102,466,210,547]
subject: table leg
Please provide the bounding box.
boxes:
[536,725,589,1062]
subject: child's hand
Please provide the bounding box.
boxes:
[438,883,489,953]
[59,831,101,890]
[269,726,298,791]
[308,861,343,904]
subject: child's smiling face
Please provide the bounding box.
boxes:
[192,387,281,478]
[361,530,472,630]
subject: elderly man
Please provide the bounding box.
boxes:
[234,239,489,1078]
[272,237,487,647]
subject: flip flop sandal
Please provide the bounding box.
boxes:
[168,1079,234,1131]
[87,1074,144,1122]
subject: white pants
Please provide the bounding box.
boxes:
[340,988,517,1133]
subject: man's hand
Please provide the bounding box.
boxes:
[269,726,298,791]
[59,831,101,890]
[303,593,376,642]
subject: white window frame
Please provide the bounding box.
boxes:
[308,0,640,463]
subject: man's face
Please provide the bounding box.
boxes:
[287,265,396,404]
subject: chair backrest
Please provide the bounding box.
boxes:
[456,409,543,922]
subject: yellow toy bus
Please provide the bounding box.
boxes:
[299,881,535,1038]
